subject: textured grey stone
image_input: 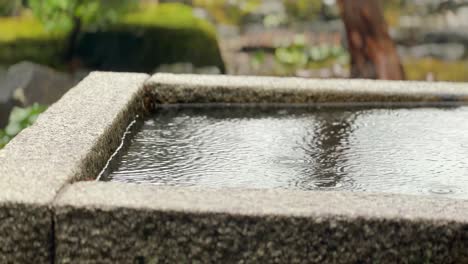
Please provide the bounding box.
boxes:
[145,73,468,105]
[397,43,466,61]
[3,61,78,105]
[0,61,80,127]
[0,205,52,264]
[54,182,468,263]
[3,73,468,263]
[0,72,148,263]
[0,71,148,204]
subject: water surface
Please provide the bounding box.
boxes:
[102,105,468,199]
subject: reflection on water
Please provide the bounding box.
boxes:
[103,105,468,199]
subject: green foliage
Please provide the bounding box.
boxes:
[76,3,225,72]
[0,12,65,67]
[193,0,260,25]
[274,35,349,68]
[28,0,135,32]
[404,58,468,82]
[263,13,288,28]
[0,13,58,42]
[0,104,47,149]
[0,3,224,72]
[123,3,216,36]
[0,38,64,67]
[283,0,322,22]
[0,0,21,16]
[251,51,266,70]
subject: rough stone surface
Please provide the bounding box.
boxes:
[3,73,468,263]
[0,72,148,263]
[145,73,468,105]
[0,71,148,204]
[55,182,468,263]
[0,204,52,264]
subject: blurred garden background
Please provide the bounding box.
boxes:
[2,0,468,147]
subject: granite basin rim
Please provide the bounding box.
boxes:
[2,72,468,263]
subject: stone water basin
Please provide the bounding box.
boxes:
[3,73,468,262]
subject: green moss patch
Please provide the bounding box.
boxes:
[404,58,468,82]
[77,3,224,72]
[0,4,224,72]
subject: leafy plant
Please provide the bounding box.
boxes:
[0,104,47,149]
[0,0,21,16]
[192,0,260,25]
[275,35,307,67]
[404,58,468,82]
[263,13,287,28]
[28,0,136,62]
[250,50,266,70]
[274,34,349,68]
[0,3,224,72]
[0,12,56,43]
[283,0,322,22]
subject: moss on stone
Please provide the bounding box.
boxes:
[77,3,225,73]
[0,4,225,72]
[404,58,468,82]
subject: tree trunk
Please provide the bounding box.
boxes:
[64,17,82,66]
[337,0,405,80]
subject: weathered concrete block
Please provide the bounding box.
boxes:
[54,182,468,263]
[2,73,468,263]
[144,73,468,105]
[0,72,149,263]
[0,204,52,264]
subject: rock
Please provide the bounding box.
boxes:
[155,63,221,75]
[192,7,211,21]
[423,29,468,45]
[398,43,466,61]
[0,62,80,128]
[0,98,14,129]
[217,24,240,39]
[243,0,286,26]
[0,67,6,79]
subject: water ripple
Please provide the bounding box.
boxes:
[104,105,468,200]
